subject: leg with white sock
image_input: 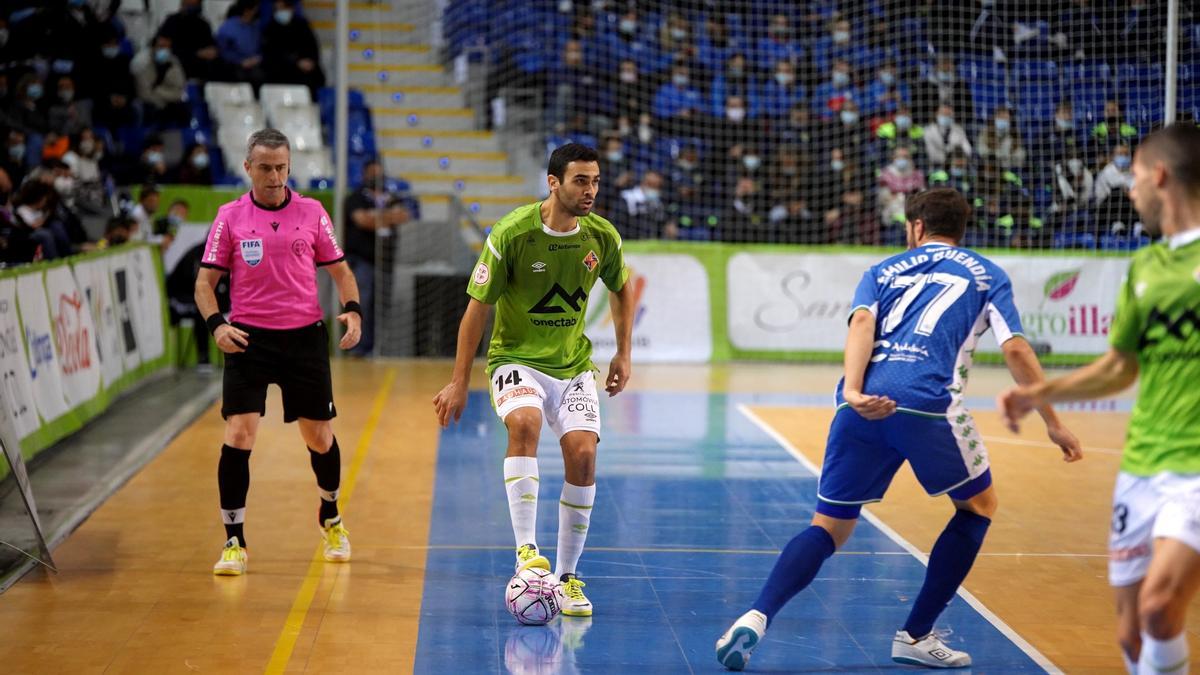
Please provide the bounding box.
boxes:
[557,430,597,616]
[504,407,548,572]
[1137,537,1200,675]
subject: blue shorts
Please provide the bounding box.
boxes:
[815,405,992,519]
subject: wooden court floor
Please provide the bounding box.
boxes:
[0,360,1194,673]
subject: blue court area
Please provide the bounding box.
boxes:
[414,391,1046,673]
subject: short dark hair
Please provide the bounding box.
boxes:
[547,143,599,181]
[246,128,290,160]
[905,187,971,241]
[1138,122,1200,190]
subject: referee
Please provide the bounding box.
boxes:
[195,128,361,576]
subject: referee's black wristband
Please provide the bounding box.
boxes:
[342,300,362,317]
[205,313,229,335]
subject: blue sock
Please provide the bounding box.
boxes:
[902,509,991,638]
[751,526,837,623]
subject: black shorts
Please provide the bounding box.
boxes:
[221,321,336,423]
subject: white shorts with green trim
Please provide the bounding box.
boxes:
[489,364,601,440]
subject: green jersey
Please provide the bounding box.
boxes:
[467,202,629,379]
[1108,233,1200,476]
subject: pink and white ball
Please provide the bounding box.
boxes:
[505,568,561,625]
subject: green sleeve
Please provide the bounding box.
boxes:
[600,232,630,293]
[1108,263,1140,353]
[466,233,508,304]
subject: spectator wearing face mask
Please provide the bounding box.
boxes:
[876,104,925,167]
[1041,101,1085,166]
[47,75,92,137]
[93,28,137,129]
[613,59,649,123]
[811,59,859,119]
[1048,152,1095,240]
[913,55,973,124]
[928,150,977,201]
[62,128,105,214]
[754,14,803,72]
[1,129,28,186]
[132,33,189,128]
[153,198,190,249]
[652,64,702,121]
[98,215,133,249]
[1093,143,1137,234]
[696,15,740,75]
[976,106,1027,171]
[810,19,855,77]
[262,0,326,96]
[812,147,869,227]
[218,0,265,87]
[710,53,758,119]
[159,0,226,82]
[820,98,869,161]
[136,136,171,184]
[619,170,667,239]
[596,136,633,222]
[923,104,972,168]
[177,143,215,185]
[726,175,770,242]
[13,180,66,260]
[863,63,910,118]
[6,75,49,136]
[761,60,806,119]
[1090,99,1139,154]
[878,145,926,228]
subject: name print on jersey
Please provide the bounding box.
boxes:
[877,247,993,291]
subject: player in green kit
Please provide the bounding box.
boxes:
[1000,123,1200,675]
[433,143,635,617]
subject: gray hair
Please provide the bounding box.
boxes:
[246,128,290,161]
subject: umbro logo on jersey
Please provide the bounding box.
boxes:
[532,261,547,273]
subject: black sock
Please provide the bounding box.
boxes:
[309,437,341,526]
[218,444,251,546]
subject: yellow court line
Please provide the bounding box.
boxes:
[264,367,397,675]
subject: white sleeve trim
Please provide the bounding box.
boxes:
[847,303,877,322]
[987,302,1016,345]
[486,236,502,260]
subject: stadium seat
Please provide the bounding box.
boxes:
[1011,60,1060,126]
[959,57,1008,120]
[1118,62,1165,130]
[1061,61,1114,123]
[289,149,333,186]
[260,84,312,112]
[204,82,256,108]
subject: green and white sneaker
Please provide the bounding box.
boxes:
[515,543,550,574]
[715,609,767,671]
[559,573,592,617]
[212,536,247,576]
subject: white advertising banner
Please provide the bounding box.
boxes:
[0,278,40,440]
[44,265,102,408]
[130,247,166,363]
[74,256,126,388]
[727,252,880,351]
[15,272,69,425]
[108,253,143,372]
[584,253,712,363]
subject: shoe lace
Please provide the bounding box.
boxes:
[516,544,537,562]
[221,544,243,562]
[324,523,349,547]
[562,577,586,600]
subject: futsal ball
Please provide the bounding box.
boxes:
[505,568,561,625]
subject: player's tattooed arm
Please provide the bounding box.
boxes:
[842,309,895,420]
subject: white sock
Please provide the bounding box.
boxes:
[503,456,539,549]
[555,482,595,578]
[1138,631,1189,675]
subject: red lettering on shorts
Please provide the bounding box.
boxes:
[497,386,538,406]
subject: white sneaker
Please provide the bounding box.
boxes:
[212,536,247,576]
[715,609,767,671]
[321,517,351,562]
[559,573,593,617]
[891,630,972,668]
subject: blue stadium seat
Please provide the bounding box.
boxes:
[1117,62,1165,130]
[1011,60,1060,126]
[1061,61,1114,123]
[959,58,1008,120]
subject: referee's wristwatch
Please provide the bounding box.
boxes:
[342,301,362,317]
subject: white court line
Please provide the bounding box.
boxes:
[737,403,1063,675]
[981,434,1124,456]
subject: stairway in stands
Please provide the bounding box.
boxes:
[306,0,533,228]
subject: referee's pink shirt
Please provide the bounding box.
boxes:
[201,189,344,330]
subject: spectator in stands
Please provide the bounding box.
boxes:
[129,184,160,241]
[1048,152,1095,237]
[13,180,65,260]
[770,196,819,244]
[864,62,910,119]
[830,188,878,246]
[651,63,702,125]
[811,59,858,119]
[710,52,757,118]
[217,0,265,87]
[94,27,138,130]
[63,128,106,215]
[48,75,92,137]
[551,39,605,131]
[7,75,49,136]
[2,129,28,186]
[923,104,972,168]
[619,170,667,239]
[928,150,977,200]
[1093,143,1137,233]
[761,60,805,119]
[596,135,633,221]
[177,144,214,185]
[666,177,718,241]
[878,145,926,228]
[132,33,189,128]
[976,106,1027,171]
[913,55,973,123]
[159,0,225,82]
[613,59,648,123]
[810,18,854,77]
[343,159,411,356]
[263,0,326,96]
[153,198,189,246]
[658,11,694,58]
[726,175,769,242]
[137,136,172,184]
[1042,100,1085,165]
[813,146,869,236]
[876,103,925,166]
[779,103,817,147]
[755,14,803,73]
[1105,0,1165,62]
[975,162,1035,248]
[1091,99,1139,154]
[821,98,870,165]
[98,215,132,248]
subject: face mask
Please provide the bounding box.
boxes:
[1056,118,1074,130]
[833,30,850,44]
[17,205,42,224]
[274,9,293,25]
[146,151,164,165]
[936,70,955,84]
[937,114,953,128]
[769,26,789,38]
[895,114,911,130]
[558,0,572,13]
[1115,155,1131,170]
[619,18,636,34]
[743,154,761,170]
[637,125,652,143]
[775,72,793,86]
[102,45,120,59]
[672,74,688,87]
[879,71,895,85]
[832,71,849,87]
[192,152,210,169]
[893,158,911,172]
[642,188,660,201]
[168,213,183,227]
[670,28,687,41]
[26,84,42,99]
[727,107,745,122]
[154,47,171,64]
[54,176,75,195]
[619,70,636,83]
[830,159,845,171]
[950,167,965,178]
[678,159,696,170]
[8,143,24,160]
[1067,158,1084,174]
[58,89,74,103]
[606,150,623,162]
[840,110,858,125]
[728,64,744,76]
[994,117,1010,132]
[79,139,95,155]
